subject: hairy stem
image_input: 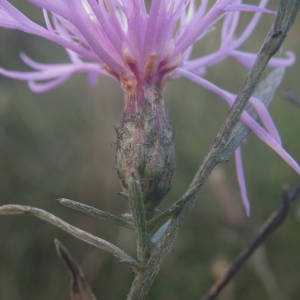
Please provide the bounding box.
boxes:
[128,176,150,262]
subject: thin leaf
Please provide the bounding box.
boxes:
[57,198,134,230]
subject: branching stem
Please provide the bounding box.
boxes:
[126,2,300,298]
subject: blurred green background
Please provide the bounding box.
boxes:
[0,2,300,300]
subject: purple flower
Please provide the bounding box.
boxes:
[0,0,299,215]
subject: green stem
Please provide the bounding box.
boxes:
[128,175,150,262]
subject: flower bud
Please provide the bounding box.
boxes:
[116,85,175,211]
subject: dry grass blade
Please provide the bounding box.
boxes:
[201,184,300,300]
[55,239,97,300]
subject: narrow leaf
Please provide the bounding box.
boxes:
[57,198,134,230]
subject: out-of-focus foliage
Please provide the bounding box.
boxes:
[0,4,300,300]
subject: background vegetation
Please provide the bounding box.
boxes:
[0,2,299,299]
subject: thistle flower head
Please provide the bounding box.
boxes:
[1,0,294,92]
[0,0,299,214]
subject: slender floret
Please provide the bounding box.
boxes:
[0,0,299,214]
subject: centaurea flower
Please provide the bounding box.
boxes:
[0,0,299,215]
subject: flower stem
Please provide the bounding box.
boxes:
[126,3,300,299]
[128,175,150,262]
